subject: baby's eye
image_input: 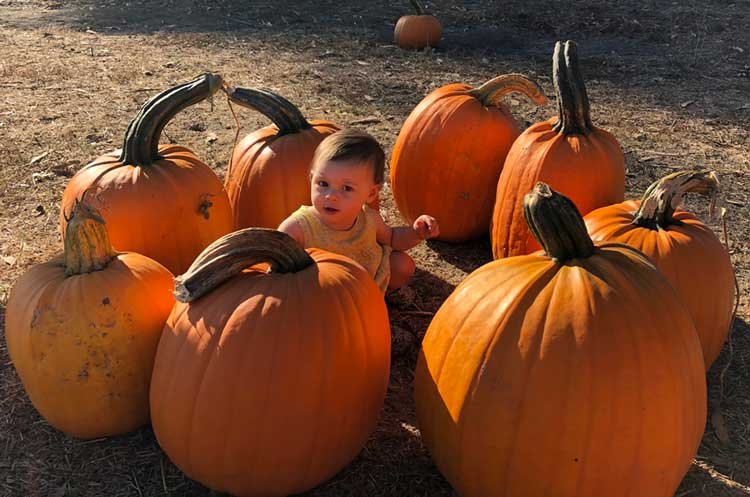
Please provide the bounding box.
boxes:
[317,180,328,187]
[343,185,354,192]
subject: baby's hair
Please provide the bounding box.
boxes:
[312,129,385,184]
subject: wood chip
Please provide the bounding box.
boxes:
[350,117,381,125]
[29,151,49,164]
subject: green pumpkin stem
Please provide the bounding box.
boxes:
[523,182,595,262]
[223,87,312,137]
[552,40,592,135]
[409,0,426,15]
[633,170,720,229]
[119,73,223,166]
[63,202,117,276]
[466,74,548,108]
[174,228,315,302]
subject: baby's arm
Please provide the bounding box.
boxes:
[278,216,306,247]
[367,208,439,251]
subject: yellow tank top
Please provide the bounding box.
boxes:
[291,205,392,293]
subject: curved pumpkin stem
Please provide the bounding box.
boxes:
[119,73,223,167]
[466,74,548,108]
[223,86,312,137]
[409,0,426,15]
[552,40,592,135]
[633,170,720,229]
[64,201,117,276]
[174,228,315,302]
[524,182,595,262]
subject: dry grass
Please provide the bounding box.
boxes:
[1,1,749,496]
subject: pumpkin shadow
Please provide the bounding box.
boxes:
[426,236,493,274]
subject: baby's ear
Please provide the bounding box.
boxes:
[367,183,381,203]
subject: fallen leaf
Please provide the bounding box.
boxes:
[1,255,16,266]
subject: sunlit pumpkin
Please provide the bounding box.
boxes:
[491,40,625,258]
[390,74,547,241]
[416,183,706,497]
[394,0,442,50]
[150,228,390,497]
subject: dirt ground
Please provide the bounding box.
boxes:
[1,0,749,496]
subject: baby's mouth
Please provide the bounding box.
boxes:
[324,206,339,213]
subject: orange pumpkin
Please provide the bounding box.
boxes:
[491,40,625,258]
[6,202,174,439]
[415,183,706,497]
[390,74,547,241]
[394,0,442,50]
[150,229,390,497]
[223,87,341,229]
[60,73,234,275]
[585,170,735,369]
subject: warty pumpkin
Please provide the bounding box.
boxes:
[223,87,342,230]
[60,73,234,275]
[415,183,706,497]
[491,40,625,258]
[390,74,547,241]
[6,202,174,439]
[394,0,442,50]
[585,170,735,369]
[150,228,390,497]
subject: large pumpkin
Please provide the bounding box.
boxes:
[150,229,390,497]
[5,202,174,439]
[585,170,735,369]
[223,87,341,229]
[415,183,706,497]
[390,74,547,242]
[491,40,625,258]
[60,73,234,275]
[394,0,442,50]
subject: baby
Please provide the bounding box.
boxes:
[278,128,439,293]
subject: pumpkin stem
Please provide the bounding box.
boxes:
[466,74,548,108]
[633,170,720,229]
[63,201,117,276]
[409,0,426,15]
[523,182,595,262]
[174,228,315,302]
[552,40,592,135]
[222,86,312,137]
[119,73,223,167]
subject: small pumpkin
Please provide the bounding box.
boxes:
[585,170,735,369]
[60,73,234,275]
[6,202,174,439]
[415,183,706,497]
[223,87,343,229]
[491,40,625,258]
[150,229,390,497]
[390,74,547,241]
[394,0,442,50]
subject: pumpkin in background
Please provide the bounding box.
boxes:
[150,229,390,497]
[394,0,442,50]
[60,73,234,275]
[223,87,343,230]
[6,202,174,439]
[415,183,706,497]
[585,170,735,369]
[491,40,625,258]
[390,74,547,242]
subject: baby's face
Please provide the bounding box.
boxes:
[310,159,379,230]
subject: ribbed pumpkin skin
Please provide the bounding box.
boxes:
[394,15,442,49]
[5,254,174,439]
[150,249,390,497]
[415,245,706,497]
[390,84,521,242]
[585,200,735,369]
[491,119,625,257]
[60,144,234,275]
[226,121,339,230]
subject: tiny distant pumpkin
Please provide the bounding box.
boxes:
[394,0,442,50]
[60,73,234,275]
[585,170,736,369]
[390,74,547,241]
[6,202,174,439]
[491,40,625,258]
[416,184,706,497]
[223,87,342,229]
[150,229,390,497]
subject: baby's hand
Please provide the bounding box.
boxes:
[413,215,440,240]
